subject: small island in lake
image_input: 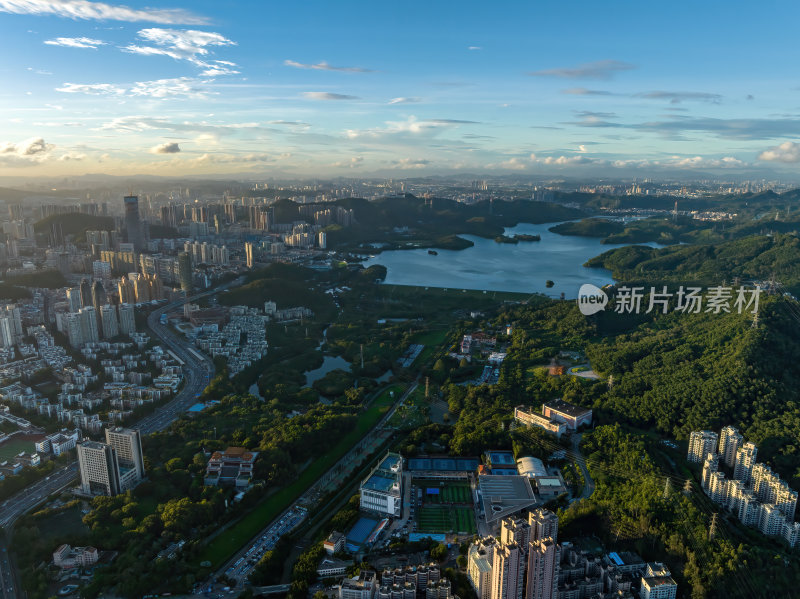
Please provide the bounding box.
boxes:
[494,233,541,244]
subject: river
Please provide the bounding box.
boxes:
[363,221,663,298]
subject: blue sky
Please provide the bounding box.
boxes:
[1,0,800,178]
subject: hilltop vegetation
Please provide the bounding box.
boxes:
[34,213,114,237]
[586,233,800,294]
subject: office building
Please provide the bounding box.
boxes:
[124,195,143,251]
[105,427,145,482]
[360,452,403,518]
[513,406,567,438]
[204,446,259,488]
[77,440,121,496]
[245,242,255,268]
[541,399,592,430]
[178,251,192,292]
[718,426,743,468]
[687,430,718,464]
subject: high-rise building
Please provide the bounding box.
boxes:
[105,427,145,482]
[734,442,758,484]
[500,516,530,549]
[245,242,254,268]
[80,279,92,308]
[79,307,100,344]
[124,195,143,251]
[528,508,559,543]
[100,304,119,339]
[718,426,743,468]
[91,280,106,310]
[701,453,719,493]
[149,273,163,300]
[178,251,192,292]
[490,542,524,599]
[118,303,136,336]
[77,441,121,496]
[133,275,151,303]
[640,563,677,599]
[66,287,83,312]
[687,430,718,464]
[117,276,135,304]
[0,317,14,348]
[92,260,111,281]
[64,312,84,348]
[526,538,559,599]
[468,539,496,599]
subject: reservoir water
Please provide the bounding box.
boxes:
[364,221,662,298]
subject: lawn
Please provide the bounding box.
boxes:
[0,438,35,461]
[410,330,450,367]
[417,506,476,534]
[34,504,90,543]
[198,383,405,567]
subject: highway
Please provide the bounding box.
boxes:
[0,280,239,599]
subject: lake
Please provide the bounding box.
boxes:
[363,221,662,298]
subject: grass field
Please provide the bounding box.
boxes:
[0,438,34,461]
[417,480,471,504]
[34,504,90,542]
[198,383,405,567]
[417,506,476,534]
[414,479,476,534]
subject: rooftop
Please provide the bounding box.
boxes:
[478,475,537,524]
[543,398,592,418]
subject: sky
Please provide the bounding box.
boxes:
[1,0,800,179]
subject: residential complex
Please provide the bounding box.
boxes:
[693,426,799,547]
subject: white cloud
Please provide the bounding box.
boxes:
[302,91,359,101]
[468,46,482,51]
[123,28,238,75]
[388,97,421,104]
[0,0,208,24]
[44,36,105,48]
[0,136,54,166]
[346,116,471,140]
[391,158,431,169]
[758,141,800,163]
[58,77,208,98]
[56,81,124,94]
[284,59,373,73]
[150,141,180,154]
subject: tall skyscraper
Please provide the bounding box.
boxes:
[526,539,560,599]
[178,251,192,292]
[66,287,83,312]
[105,427,145,482]
[245,242,254,268]
[100,304,119,339]
[79,307,100,344]
[0,317,14,348]
[117,275,135,304]
[491,542,524,599]
[64,312,85,348]
[79,278,92,307]
[118,303,135,336]
[77,441,121,496]
[124,195,143,251]
[500,516,531,549]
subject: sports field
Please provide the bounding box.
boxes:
[413,479,476,534]
[417,505,476,534]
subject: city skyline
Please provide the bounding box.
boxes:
[2,1,800,179]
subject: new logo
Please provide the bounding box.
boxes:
[577,284,608,315]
